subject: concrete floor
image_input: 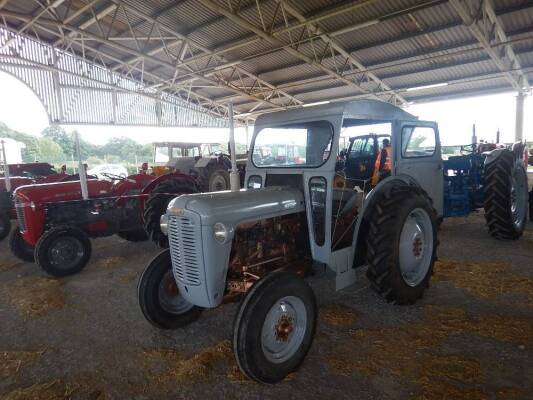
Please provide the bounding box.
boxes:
[0,206,532,398]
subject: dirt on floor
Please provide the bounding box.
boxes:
[0,209,532,399]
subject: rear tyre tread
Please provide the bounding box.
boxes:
[143,179,199,248]
[365,184,438,305]
[483,150,527,240]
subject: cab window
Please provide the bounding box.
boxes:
[348,137,374,159]
[154,146,169,163]
[171,147,183,158]
[402,126,436,158]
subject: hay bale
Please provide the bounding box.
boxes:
[4,276,65,319]
[434,259,533,307]
[144,340,233,384]
[97,256,127,269]
[0,350,43,377]
[320,304,358,327]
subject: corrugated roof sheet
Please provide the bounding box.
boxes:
[0,0,531,122]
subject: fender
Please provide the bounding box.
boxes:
[334,174,422,290]
[140,172,197,195]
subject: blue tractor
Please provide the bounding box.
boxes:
[339,136,529,240]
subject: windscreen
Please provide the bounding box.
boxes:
[252,121,333,168]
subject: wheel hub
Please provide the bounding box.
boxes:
[261,296,307,364]
[274,315,294,342]
[48,237,83,267]
[398,208,433,287]
[158,270,194,315]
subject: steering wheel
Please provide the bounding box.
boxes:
[101,172,127,181]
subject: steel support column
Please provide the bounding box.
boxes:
[515,92,525,142]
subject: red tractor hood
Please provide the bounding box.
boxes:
[0,176,35,192]
[14,179,114,204]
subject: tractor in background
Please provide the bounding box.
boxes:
[0,161,70,241]
[9,166,198,276]
[143,141,247,247]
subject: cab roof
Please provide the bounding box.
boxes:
[255,99,418,127]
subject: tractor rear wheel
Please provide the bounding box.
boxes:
[484,150,528,239]
[35,226,92,277]
[233,271,317,383]
[365,184,437,304]
[138,249,202,329]
[143,179,199,248]
[9,228,34,262]
[0,212,10,241]
[117,229,148,242]
[208,169,230,192]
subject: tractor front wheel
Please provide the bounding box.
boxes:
[366,184,438,304]
[143,179,199,248]
[233,271,317,383]
[0,212,10,241]
[484,150,528,239]
[9,228,34,262]
[138,249,202,329]
[35,226,92,277]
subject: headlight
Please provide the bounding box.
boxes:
[30,201,36,211]
[213,222,228,243]
[160,214,169,236]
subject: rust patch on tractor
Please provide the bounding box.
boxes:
[434,259,533,306]
[143,340,233,384]
[325,305,533,399]
[5,276,66,318]
[0,350,44,377]
[320,304,358,327]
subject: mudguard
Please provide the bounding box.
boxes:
[140,172,197,195]
[333,174,422,290]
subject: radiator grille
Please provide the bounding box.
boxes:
[14,196,26,232]
[168,214,201,286]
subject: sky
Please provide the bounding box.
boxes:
[0,71,531,146]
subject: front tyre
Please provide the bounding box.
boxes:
[484,150,528,239]
[233,272,317,384]
[366,185,438,304]
[9,228,35,262]
[0,212,11,241]
[35,226,92,277]
[138,249,202,329]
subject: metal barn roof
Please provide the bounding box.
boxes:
[0,0,531,126]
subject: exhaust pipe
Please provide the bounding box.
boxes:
[74,132,89,200]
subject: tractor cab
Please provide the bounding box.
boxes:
[339,133,390,188]
[151,142,227,176]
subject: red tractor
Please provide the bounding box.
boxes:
[0,162,69,241]
[9,167,199,277]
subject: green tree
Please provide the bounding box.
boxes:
[36,137,65,163]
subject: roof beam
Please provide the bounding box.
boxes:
[0,10,295,113]
[276,0,407,105]
[100,0,301,109]
[196,0,388,103]
[449,0,529,92]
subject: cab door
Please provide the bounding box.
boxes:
[393,121,444,216]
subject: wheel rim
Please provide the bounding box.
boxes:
[398,208,433,287]
[511,168,527,229]
[210,174,228,191]
[47,236,84,269]
[261,296,307,364]
[158,270,194,314]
